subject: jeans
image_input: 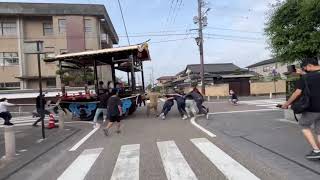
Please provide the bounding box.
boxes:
[161,102,174,116]
[93,108,108,123]
[177,103,187,117]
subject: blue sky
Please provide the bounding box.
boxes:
[3,0,279,84]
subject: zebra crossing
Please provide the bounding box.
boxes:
[239,98,286,109]
[57,138,260,180]
[0,115,52,128]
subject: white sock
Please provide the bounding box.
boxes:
[313,149,320,153]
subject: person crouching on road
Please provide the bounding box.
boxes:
[187,85,208,115]
[103,89,123,136]
[172,89,188,120]
[184,94,197,118]
[229,90,238,105]
[93,91,109,128]
[0,98,15,126]
[281,58,320,160]
[159,96,175,120]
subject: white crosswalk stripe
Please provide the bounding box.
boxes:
[157,140,198,180]
[0,115,51,127]
[57,148,103,180]
[191,138,260,180]
[58,138,260,180]
[110,144,140,180]
[239,98,285,109]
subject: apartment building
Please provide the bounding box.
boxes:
[0,2,118,89]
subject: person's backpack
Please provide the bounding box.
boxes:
[291,76,311,114]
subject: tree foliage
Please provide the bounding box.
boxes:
[265,0,320,63]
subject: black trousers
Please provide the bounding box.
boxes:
[177,103,187,117]
[34,109,50,125]
[161,101,174,116]
[196,100,207,114]
[0,111,12,123]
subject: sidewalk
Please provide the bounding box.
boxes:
[0,125,80,180]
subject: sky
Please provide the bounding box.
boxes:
[3,0,280,85]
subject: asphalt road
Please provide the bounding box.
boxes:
[1,98,320,180]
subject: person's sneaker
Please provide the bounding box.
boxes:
[32,123,38,127]
[103,128,109,136]
[305,150,320,159]
[116,130,121,134]
[182,115,188,120]
[4,122,14,126]
[161,115,166,120]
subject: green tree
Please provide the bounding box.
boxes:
[265,0,320,63]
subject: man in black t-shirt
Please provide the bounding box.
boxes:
[282,58,320,159]
[93,91,109,128]
[103,89,122,136]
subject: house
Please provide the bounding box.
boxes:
[0,2,118,90]
[156,76,176,87]
[174,63,254,96]
[246,58,288,78]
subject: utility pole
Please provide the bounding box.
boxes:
[195,0,209,95]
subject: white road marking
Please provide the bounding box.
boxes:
[57,148,103,180]
[208,109,280,115]
[110,144,140,180]
[256,104,278,107]
[191,138,260,180]
[190,117,216,138]
[157,141,198,180]
[69,127,100,151]
[276,119,298,125]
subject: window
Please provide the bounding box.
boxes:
[58,19,66,33]
[43,22,53,36]
[0,82,20,89]
[0,52,19,66]
[5,82,20,88]
[47,79,56,88]
[263,66,273,72]
[84,19,92,32]
[1,21,17,36]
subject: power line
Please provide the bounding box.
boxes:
[117,0,130,45]
[149,37,193,44]
[206,26,263,34]
[204,37,265,44]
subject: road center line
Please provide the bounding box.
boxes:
[157,141,198,180]
[57,148,103,180]
[191,138,260,180]
[69,127,100,151]
[110,144,140,180]
[190,117,216,138]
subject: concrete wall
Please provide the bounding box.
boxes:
[250,80,286,95]
[184,84,230,97]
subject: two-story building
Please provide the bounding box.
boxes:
[0,2,118,90]
[246,59,288,78]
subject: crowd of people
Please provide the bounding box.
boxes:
[146,84,209,120]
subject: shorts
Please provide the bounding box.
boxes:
[299,112,320,134]
[109,115,121,122]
